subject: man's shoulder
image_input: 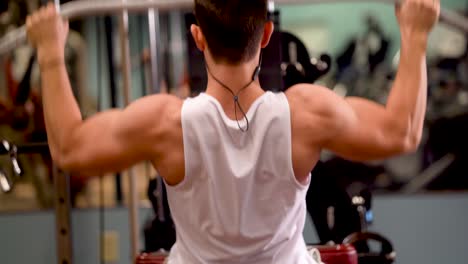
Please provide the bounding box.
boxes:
[284,84,338,114]
[142,94,184,111]
[285,84,346,143]
[130,94,183,127]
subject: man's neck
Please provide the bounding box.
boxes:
[206,58,264,92]
[204,58,265,118]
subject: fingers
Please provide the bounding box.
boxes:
[26,10,39,46]
[30,2,60,22]
[43,2,58,20]
[26,2,63,28]
[432,0,441,21]
[25,2,66,49]
[422,0,440,24]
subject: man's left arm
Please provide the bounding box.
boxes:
[41,62,171,174]
[27,4,173,175]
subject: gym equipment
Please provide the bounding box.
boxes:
[343,232,396,264]
[144,177,176,253]
[0,169,12,193]
[308,158,381,245]
[281,31,331,88]
[135,252,168,264]
[117,7,140,259]
[311,244,358,264]
[307,158,398,263]
[102,16,125,205]
[403,153,456,193]
[0,140,48,192]
[1,52,36,130]
[13,54,35,105]
[0,141,72,264]
[135,245,358,264]
[416,113,468,191]
[0,140,22,193]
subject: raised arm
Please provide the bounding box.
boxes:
[289,0,439,162]
[26,3,179,175]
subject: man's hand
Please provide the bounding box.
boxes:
[26,3,69,65]
[396,0,440,47]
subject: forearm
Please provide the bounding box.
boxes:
[386,34,428,144]
[39,47,82,160]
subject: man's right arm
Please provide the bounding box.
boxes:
[324,34,427,161]
[290,0,439,162]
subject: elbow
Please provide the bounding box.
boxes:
[53,140,100,177]
[57,151,81,172]
[55,153,96,179]
[49,144,66,169]
[56,155,75,172]
[387,116,423,155]
[51,141,80,172]
[52,151,69,171]
[398,131,422,155]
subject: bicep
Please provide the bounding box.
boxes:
[322,97,410,161]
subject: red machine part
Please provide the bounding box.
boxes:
[135,244,358,264]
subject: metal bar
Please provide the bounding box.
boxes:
[402,154,456,193]
[148,8,161,94]
[0,142,49,155]
[120,13,132,107]
[0,0,467,56]
[54,0,61,11]
[118,4,140,261]
[54,167,73,264]
[103,16,124,205]
[13,143,49,154]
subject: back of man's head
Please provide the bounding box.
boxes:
[194,0,268,65]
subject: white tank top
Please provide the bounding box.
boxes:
[165,91,316,264]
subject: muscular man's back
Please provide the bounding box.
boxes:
[157,70,429,186]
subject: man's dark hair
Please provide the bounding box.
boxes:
[194,0,268,64]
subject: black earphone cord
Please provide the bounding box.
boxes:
[206,52,262,132]
[206,67,254,132]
